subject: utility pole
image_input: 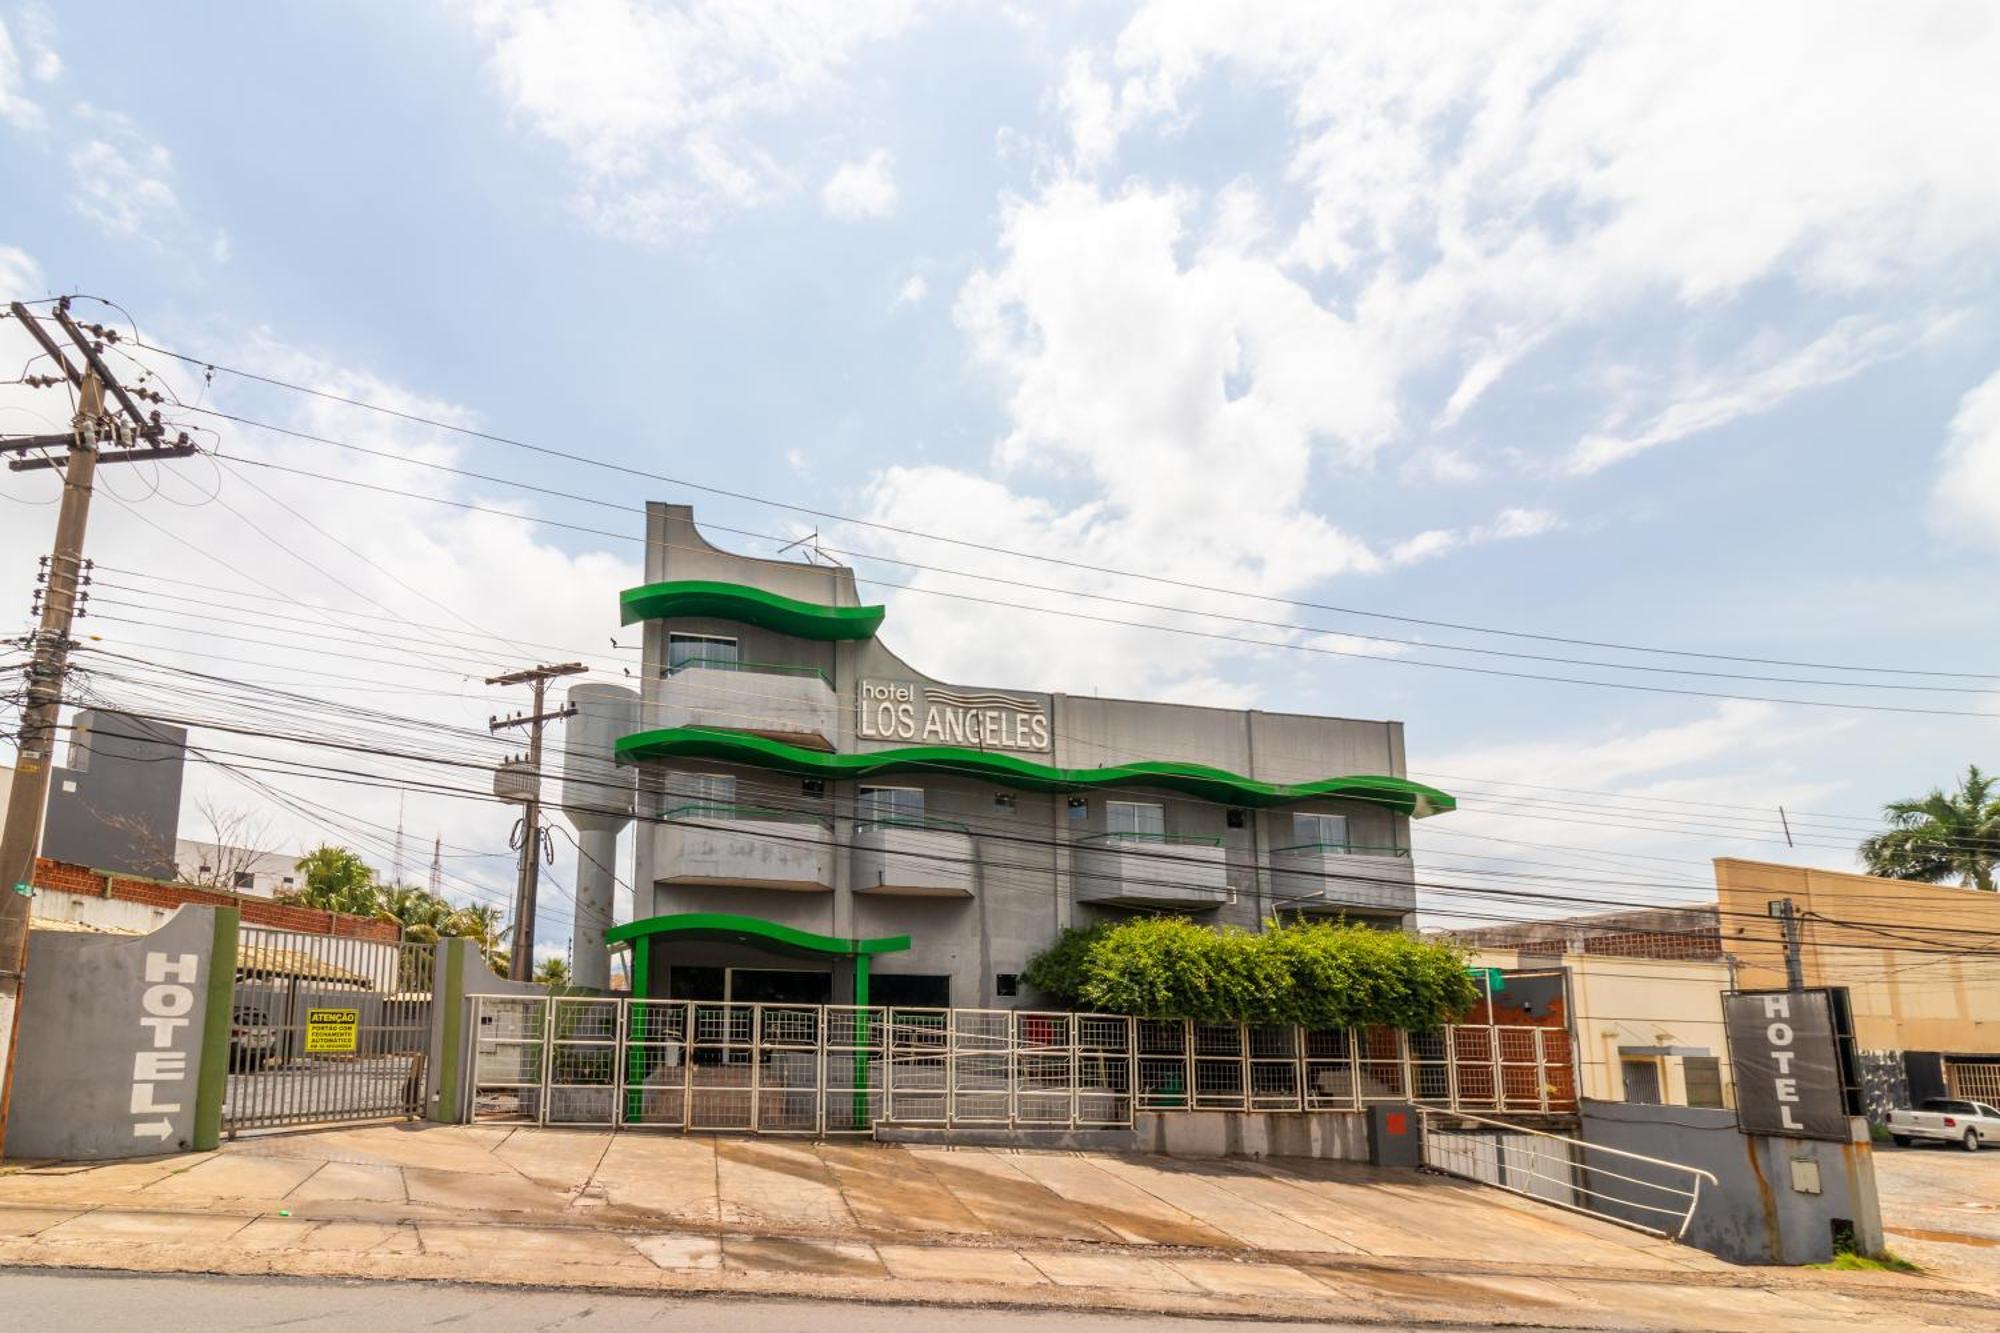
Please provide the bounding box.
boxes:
[0,300,196,1153]
[488,663,584,981]
[1768,897,1807,991]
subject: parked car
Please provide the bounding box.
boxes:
[1886,1097,2000,1150]
[231,1005,280,1071]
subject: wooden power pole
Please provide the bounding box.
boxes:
[0,300,196,1153]
[488,663,584,981]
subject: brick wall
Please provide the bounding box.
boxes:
[33,857,400,943]
[1579,928,1724,961]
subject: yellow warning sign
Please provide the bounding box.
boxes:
[304,1008,359,1054]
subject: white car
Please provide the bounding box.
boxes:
[1887,1097,2000,1151]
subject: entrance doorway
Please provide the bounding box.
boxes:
[726,968,833,1004]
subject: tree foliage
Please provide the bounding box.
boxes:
[1859,764,2000,891]
[288,845,380,915]
[1024,917,1479,1030]
[280,844,510,968]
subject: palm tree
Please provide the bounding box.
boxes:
[534,956,572,989]
[1859,765,2000,891]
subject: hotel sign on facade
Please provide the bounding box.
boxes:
[1722,988,1854,1142]
[859,679,1051,753]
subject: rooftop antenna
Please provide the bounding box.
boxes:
[777,529,827,565]
[391,792,406,886]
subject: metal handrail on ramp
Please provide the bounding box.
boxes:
[1416,1107,1716,1240]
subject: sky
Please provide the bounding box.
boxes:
[2,2,1998,961]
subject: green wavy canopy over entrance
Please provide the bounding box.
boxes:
[616,726,1456,817]
[619,580,885,640]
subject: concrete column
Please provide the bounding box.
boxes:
[557,683,638,991]
[570,825,620,990]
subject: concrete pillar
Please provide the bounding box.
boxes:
[558,683,639,992]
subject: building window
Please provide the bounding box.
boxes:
[1107,800,1165,839]
[995,973,1020,997]
[233,871,257,891]
[1682,1056,1725,1109]
[1621,1057,1664,1105]
[858,786,924,827]
[668,771,736,810]
[1293,812,1349,849]
[667,632,738,671]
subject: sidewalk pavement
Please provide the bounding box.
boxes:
[2,1123,1994,1329]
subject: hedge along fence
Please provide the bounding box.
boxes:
[1023,918,1480,1031]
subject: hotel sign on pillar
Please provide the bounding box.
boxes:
[1722,988,1850,1142]
[858,680,1051,752]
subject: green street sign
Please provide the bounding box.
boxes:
[1465,966,1505,993]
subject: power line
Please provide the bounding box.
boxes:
[144,450,2000,719]
[117,333,2000,682]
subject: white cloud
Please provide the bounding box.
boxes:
[1390,506,1560,567]
[1076,2,2000,470]
[850,180,1400,697]
[1931,367,2000,544]
[0,255,642,948]
[0,18,44,128]
[462,0,926,238]
[67,108,180,238]
[893,273,928,307]
[1410,701,1851,908]
[17,4,58,82]
[821,149,897,220]
[1566,315,1942,475]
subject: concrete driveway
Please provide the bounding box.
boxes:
[1875,1140,2000,1281]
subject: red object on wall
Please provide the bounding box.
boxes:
[1385,1111,1408,1136]
[32,857,400,942]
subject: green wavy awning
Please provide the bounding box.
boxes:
[616,726,1456,817]
[619,580,885,640]
[605,912,910,958]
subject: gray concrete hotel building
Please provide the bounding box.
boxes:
[557,504,1454,1006]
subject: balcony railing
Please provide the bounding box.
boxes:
[654,804,835,891]
[1078,830,1224,847]
[656,657,837,748]
[1074,834,1230,909]
[664,656,833,688]
[664,802,829,826]
[1267,840,1409,857]
[853,817,977,897]
[1269,840,1415,917]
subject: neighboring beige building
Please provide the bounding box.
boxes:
[1470,948,1735,1108]
[1715,858,2000,1104]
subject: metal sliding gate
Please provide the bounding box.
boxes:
[465,996,1577,1133]
[221,927,435,1132]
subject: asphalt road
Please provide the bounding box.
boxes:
[0,1270,1389,1331]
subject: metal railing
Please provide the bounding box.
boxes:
[662,802,831,826]
[1079,830,1226,847]
[665,657,833,687]
[1416,1107,1716,1240]
[464,997,1576,1133]
[1268,841,1411,858]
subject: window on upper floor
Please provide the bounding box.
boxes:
[1106,800,1165,839]
[667,632,738,671]
[667,771,736,810]
[858,785,924,827]
[1293,812,1349,850]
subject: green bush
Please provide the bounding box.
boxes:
[1023,917,1479,1030]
